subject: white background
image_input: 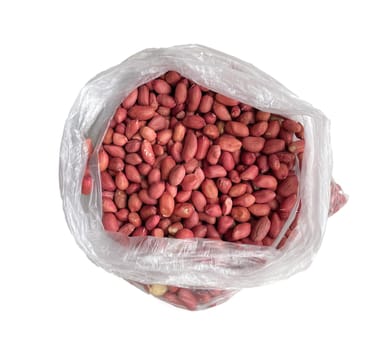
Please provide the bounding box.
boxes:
[1,1,383,349]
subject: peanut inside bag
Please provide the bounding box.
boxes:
[60,45,347,311]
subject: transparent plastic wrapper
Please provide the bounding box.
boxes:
[60,45,347,310]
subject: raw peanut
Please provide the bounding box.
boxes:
[141,140,155,165]
[157,94,176,108]
[191,191,207,212]
[103,127,113,144]
[125,120,141,139]
[103,191,114,200]
[148,168,161,184]
[132,227,148,237]
[159,192,175,217]
[140,126,156,142]
[199,213,217,225]
[145,215,161,231]
[231,207,251,222]
[148,115,168,131]
[182,115,206,129]
[183,211,199,228]
[116,208,129,221]
[256,155,269,173]
[125,153,142,165]
[204,112,217,124]
[280,193,297,213]
[139,189,157,205]
[187,85,202,112]
[110,119,116,128]
[175,190,192,203]
[125,139,141,153]
[227,223,251,241]
[203,124,220,139]
[115,123,126,135]
[158,218,171,231]
[192,224,208,238]
[213,102,231,121]
[231,105,241,118]
[192,167,205,189]
[157,129,173,145]
[206,224,220,239]
[181,174,198,191]
[81,174,92,195]
[262,236,274,246]
[149,92,159,109]
[160,156,176,181]
[262,139,285,154]
[124,164,141,183]
[242,136,265,152]
[250,216,271,241]
[177,288,198,310]
[168,165,186,186]
[220,151,235,171]
[101,171,116,191]
[225,121,249,137]
[253,175,278,190]
[277,175,298,197]
[122,89,138,109]
[206,163,227,178]
[153,79,172,94]
[228,170,241,183]
[206,145,225,165]
[108,157,125,172]
[276,152,295,164]
[114,190,127,209]
[104,145,125,159]
[269,212,282,238]
[282,119,301,133]
[268,154,280,171]
[151,228,164,237]
[182,130,198,162]
[288,140,305,154]
[199,94,214,113]
[268,199,279,210]
[250,121,268,136]
[233,193,256,207]
[119,223,135,235]
[148,181,165,199]
[240,152,256,165]
[99,148,109,172]
[175,228,194,239]
[128,212,142,227]
[201,179,218,199]
[195,135,211,160]
[249,203,271,216]
[115,172,129,190]
[255,110,270,121]
[229,183,247,197]
[273,162,289,180]
[173,203,195,218]
[217,135,242,152]
[184,159,199,173]
[279,128,293,145]
[175,81,188,104]
[217,216,235,234]
[264,120,280,138]
[296,124,304,139]
[103,213,120,232]
[240,165,259,181]
[138,163,152,176]
[215,93,239,106]
[173,122,186,142]
[127,105,155,120]
[140,205,157,220]
[239,111,255,125]
[205,204,222,217]
[216,177,232,194]
[253,189,276,203]
[113,132,128,146]
[168,222,183,235]
[148,284,168,297]
[126,183,140,195]
[128,193,142,212]
[138,85,150,105]
[221,195,233,215]
[165,71,181,85]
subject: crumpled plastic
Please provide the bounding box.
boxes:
[59,45,347,304]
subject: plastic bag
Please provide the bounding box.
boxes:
[60,44,347,310]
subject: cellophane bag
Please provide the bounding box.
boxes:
[59,45,347,310]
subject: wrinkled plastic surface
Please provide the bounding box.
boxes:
[60,45,346,291]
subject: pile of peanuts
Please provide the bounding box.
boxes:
[82,71,304,249]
